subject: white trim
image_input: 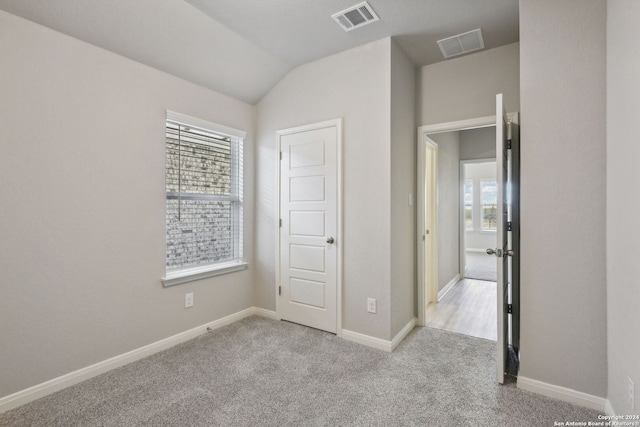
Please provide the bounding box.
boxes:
[166,110,246,139]
[604,399,615,417]
[341,329,393,352]
[438,274,461,301]
[419,116,496,135]
[418,113,518,136]
[465,248,486,253]
[517,376,607,412]
[417,138,438,327]
[275,118,343,336]
[162,261,248,287]
[253,307,277,319]
[390,318,417,351]
[0,307,267,413]
[342,318,416,352]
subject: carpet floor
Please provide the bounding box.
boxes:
[0,316,601,426]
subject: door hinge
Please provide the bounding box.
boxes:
[279,218,282,228]
[507,304,513,314]
[278,286,282,296]
[280,151,283,160]
[507,221,512,231]
[507,139,512,149]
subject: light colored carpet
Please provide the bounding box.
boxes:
[465,251,497,282]
[0,316,601,426]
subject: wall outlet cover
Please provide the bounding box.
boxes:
[367,298,377,314]
[185,293,194,308]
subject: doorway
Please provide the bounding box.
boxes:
[417,117,499,328]
[461,160,498,283]
[417,96,520,383]
[423,130,498,342]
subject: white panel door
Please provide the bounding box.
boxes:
[279,123,338,333]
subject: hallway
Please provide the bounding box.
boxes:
[426,279,497,341]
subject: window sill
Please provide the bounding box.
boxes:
[162,261,248,287]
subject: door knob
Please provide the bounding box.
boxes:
[326,237,335,244]
[486,248,503,257]
[505,249,514,257]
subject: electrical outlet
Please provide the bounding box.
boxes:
[629,377,635,410]
[185,292,194,308]
[367,298,377,314]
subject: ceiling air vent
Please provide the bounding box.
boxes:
[332,2,379,32]
[437,28,485,59]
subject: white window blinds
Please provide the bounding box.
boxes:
[165,112,244,271]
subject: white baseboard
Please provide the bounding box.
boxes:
[604,399,615,416]
[390,317,417,351]
[438,274,461,301]
[342,317,416,352]
[0,306,271,414]
[517,376,607,412]
[253,307,277,319]
[341,329,391,351]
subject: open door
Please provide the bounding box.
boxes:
[489,94,519,384]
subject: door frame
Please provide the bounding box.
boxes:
[275,118,343,336]
[417,137,438,326]
[417,114,517,327]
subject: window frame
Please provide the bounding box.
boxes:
[480,179,498,232]
[463,179,474,231]
[162,111,247,287]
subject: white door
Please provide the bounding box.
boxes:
[278,120,340,334]
[493,93,511,384]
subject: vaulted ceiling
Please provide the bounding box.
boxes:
[0,0,519,104]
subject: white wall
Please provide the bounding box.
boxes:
[0,11,255,397]
[255,38,394,340]
[460,127,496,161]
[390,40,417,336]
[519,0,607,397]
[418,43,520,126]
[428,132,460,292]
[607,0,640,415]
[463,162,497,252]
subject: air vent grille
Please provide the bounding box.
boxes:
[332,2,379,32]
[437,29,485,59]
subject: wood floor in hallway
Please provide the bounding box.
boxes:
[426,279,497,341]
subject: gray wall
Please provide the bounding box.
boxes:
[460,127,496,161]
[428,132,460,292]
[0,11,255,397]
[255,38,394,340]
[418,43,520,126]
[519,0,607,397]
[390,40,417,336]
[607,0,640,415]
